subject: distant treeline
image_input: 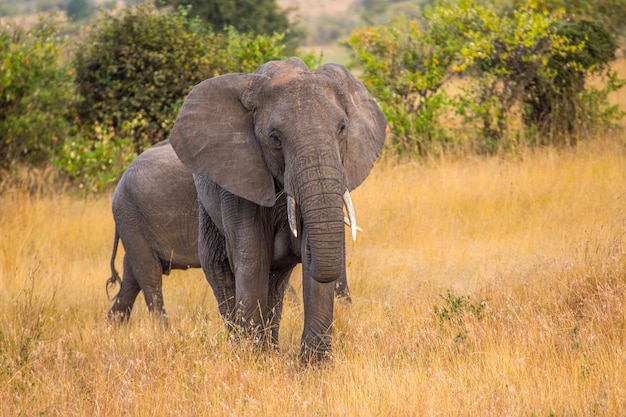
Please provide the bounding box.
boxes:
[0,1,624,192]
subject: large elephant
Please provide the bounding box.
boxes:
[106,140,353,324]
[169,57,386,362]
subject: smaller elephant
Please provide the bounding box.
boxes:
[106,140,351,324]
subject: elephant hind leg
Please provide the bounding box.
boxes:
[107,256,141,323]
[134,257,168,325]
[142,283,168,325]
[107,253,167,325]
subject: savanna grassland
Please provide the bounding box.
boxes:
[1,132,624,415]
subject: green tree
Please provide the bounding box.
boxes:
[0,18,77,171]
[66,0,95,21]
[74,4,287,152]
[65,4,292,191]
[348,13,462,156]
[513,0,626,35]
[449,3,575,150]
[158,0,295,44]
[523,19,624,144]
[348,0,623,156]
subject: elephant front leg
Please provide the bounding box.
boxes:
[204,260,237,326]
[231,259,272,346]
[197,203,237,324]
[300,272,335,364]
[266,266,296,348]
[221,197,274,348]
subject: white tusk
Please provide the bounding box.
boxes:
[343,190,358,242]
[344,217,363,233]
[287,194,298,238]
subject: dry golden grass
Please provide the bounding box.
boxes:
[1,136,625,416]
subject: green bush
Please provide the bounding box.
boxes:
[74,4,289,153]
[347,14,459,157]
[0,18,77,171]
[348,1,624,157]
[523,19,625,145]
[157,0,297,48]
[54,122,137,193]
[450,3,575,151]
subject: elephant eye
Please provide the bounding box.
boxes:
[270,133,282,149]
[338,122,346,135]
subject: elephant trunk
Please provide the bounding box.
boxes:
[292,159,346,284]
[303,204,345,283]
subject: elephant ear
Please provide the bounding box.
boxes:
[169,73,277,207]
[315,64,387,190]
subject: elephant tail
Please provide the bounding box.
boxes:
[106,229,122,301]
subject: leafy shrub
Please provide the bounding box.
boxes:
[449,3,576,151]
[347,14,459,157]
[432,289,489,345]
[74,4,288,154]
[0,18,77,171]
[157,0,297,48]
[523,19,625,145]
[348,0,624,157]
[54,122,137,193]
[433,290,489,327]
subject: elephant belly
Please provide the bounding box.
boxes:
[158,244,200,274]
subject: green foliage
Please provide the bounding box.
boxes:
[157,0,297,48]
[66,0,95,21]
[54,122,137,193]
[432,290,489,326]
[432,289,489,344]
[512,0,626,35]
[348,0,624,157]
[448,2,576,150]
[523,19,625,145]
[347,13,459,156]
[0,18,77,171]
[74,4,287,153]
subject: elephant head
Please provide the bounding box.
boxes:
[169,57,386,361]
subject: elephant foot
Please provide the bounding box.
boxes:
[299,339,332,366]
[148,310,169,329]
[225,319,279,352]
[106,307,131,325]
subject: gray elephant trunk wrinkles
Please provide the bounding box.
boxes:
[291,157,346,284]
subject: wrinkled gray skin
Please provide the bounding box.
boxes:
[106,140,352,325]
[169,57,386,363]
[106,140,199,323]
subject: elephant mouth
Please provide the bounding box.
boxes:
[286,190,360,241]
